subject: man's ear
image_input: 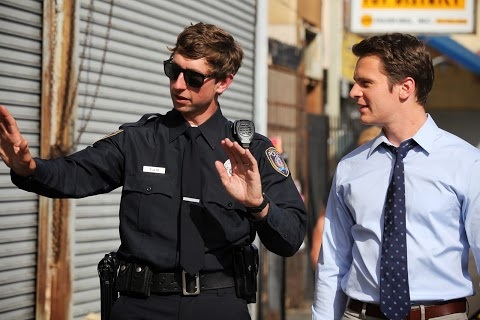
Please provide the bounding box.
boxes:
[399,77,415,100]
[215,74,234,95]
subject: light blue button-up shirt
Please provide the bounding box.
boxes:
[312,115,480,320]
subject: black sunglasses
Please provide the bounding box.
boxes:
[163,59,214,88]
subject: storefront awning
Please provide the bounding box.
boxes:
[420,36,480,76]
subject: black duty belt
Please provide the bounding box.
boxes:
[150,271,235,296]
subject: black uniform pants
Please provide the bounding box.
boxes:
[109,287,251,320]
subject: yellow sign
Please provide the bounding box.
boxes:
[361,0,466,9]
[350,0,474,33]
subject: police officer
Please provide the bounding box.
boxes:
[0,22,307,320]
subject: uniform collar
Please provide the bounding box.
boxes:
[196,107,226,150]
[166,109,189,143]
[167,107,226,150]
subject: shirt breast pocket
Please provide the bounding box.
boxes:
[202,184,249,243]
[121,173,173,232]
[123,172,173,197]
[204,183,243,212]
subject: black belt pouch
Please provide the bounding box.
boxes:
[115,262,153,297]
[233,244,259,303]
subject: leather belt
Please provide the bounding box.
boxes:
[347,298,467,320]
[150,271,235,295]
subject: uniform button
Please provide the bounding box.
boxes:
[269,216,277,226]
[136,266,142,272]
[227,202,233,207]
[146,186,152,192]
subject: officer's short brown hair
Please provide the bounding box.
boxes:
[169,22,244,81]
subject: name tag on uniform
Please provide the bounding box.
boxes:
[143,166,165,174]
[183,197,200,203]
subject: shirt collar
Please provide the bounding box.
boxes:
[196,107,225,150]
[367,114,439,157]
[369,134,389,157]
[167,109,189,142]
[410,114,438,155]
[167,106,225,149]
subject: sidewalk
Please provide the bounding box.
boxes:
[287,307,312,320]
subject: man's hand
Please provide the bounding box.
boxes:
[0,105,36,176]
[215,138,268,219]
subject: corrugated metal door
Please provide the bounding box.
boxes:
[0,0,43,319]
[73,0,256,318]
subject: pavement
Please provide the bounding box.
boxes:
[287,307,312,320]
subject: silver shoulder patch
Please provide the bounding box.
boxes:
[265,147,289,177]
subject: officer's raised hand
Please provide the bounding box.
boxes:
[215,138,269,219]
[0,105,36,176]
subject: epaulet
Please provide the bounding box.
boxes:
[120,113,162,129]
[97,113,162,142]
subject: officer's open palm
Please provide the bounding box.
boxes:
[215,138,264,208]
[0,105,36,176]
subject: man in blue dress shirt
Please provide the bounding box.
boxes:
[312,33,480,320]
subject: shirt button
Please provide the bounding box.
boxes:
[227,202,233,207]
[146,187,152,192]
[269,216,277,226]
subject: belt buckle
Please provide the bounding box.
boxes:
[182,271,200,295]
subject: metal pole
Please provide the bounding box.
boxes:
[323,0,344,159]
[251,1,269,319]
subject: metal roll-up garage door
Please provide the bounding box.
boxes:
[0,0,43,319]
[73,0,256,318]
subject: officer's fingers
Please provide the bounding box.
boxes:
[0,120,24,151]
[214,160,230,182]
[230,142,248,165]
[0,148,8,163]
[221,139,244,166]
[18,139,32,159]
[0,138,33,174]
[233,148,257,175]
[220,139,237,162]
[222,137,234,145]
[0,106,20,135]
[0,105,10,121]
[0,117,7,136]
[242,149,258,168]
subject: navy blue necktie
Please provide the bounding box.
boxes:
[179,127,204,276]
[380,139,416,320]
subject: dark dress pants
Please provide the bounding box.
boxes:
[109,287,251,320]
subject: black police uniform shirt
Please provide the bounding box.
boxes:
[11,107,308,273]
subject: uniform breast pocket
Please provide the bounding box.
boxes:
[124,172,173,196]
[202,185,249,243]
[121,173,174,231]
[204,183,244,213]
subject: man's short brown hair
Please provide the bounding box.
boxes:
[169,22,244,81]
